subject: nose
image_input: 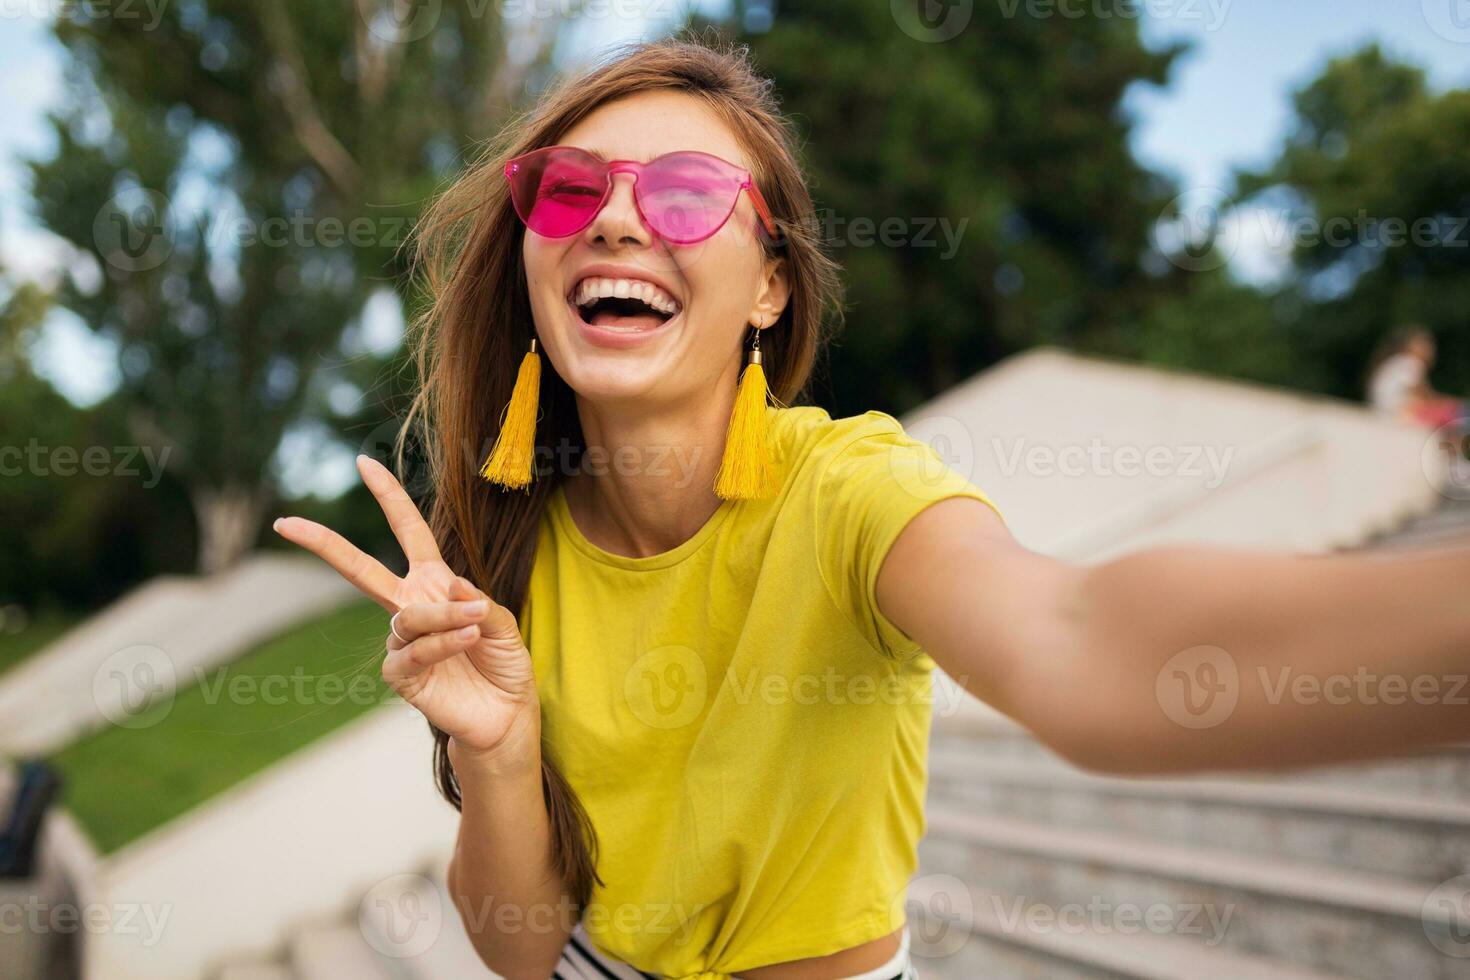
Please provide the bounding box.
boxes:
[582,171,652,248]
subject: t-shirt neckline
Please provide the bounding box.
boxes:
[548,481,739,571]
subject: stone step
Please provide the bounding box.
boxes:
[931,710,1470,799]
[927,754,1470,880]
[906,875,1349,980]
[1386,499,1470,533]
[214,964,294,980]
[356,867,499,978]
[1367,520,1470,551]
[288,922,397,980]
[921,806,1461,980]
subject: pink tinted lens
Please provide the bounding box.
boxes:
[506,147,748,243]
[508,147,609,238]
[637,153,744,244]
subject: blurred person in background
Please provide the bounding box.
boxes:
[273,35,1470,980]
[1367,324,1468,429]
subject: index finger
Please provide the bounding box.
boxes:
[356,455,442,565]
[274,516,402,612]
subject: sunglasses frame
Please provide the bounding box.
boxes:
[504,145,781,246]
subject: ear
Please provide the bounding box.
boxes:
[749,254,791,329]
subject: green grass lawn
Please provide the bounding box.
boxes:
[47,598,394,854]
[0,608,83,678]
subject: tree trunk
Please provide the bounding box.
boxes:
[190,482,268,575]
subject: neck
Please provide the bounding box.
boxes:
[563,383,740,558]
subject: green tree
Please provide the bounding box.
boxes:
[1233,44,1470,401]
[714,0,1188,413]
[27,2,552,572]
[0,270,196,609]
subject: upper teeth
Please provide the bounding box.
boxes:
[573,277,681,316]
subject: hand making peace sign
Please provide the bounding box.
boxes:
[273,455,539,763]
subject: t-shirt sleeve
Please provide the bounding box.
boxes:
[812,411,1006,662]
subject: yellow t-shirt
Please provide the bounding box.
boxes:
[522,404,1004,980]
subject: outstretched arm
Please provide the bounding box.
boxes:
[878,496,1470,775]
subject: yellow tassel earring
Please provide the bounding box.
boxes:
[715,323,779,501]
[480,338,541,490]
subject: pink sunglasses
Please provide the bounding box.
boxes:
[505,145,780,245]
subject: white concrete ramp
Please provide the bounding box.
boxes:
[0,554,354,756]
[902,347,1445,560]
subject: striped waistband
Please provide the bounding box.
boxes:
[554,922,917,980]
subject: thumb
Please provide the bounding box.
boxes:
[452,576,521,642]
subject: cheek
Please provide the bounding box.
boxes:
[680,234,759,317]
[522,238,570,310]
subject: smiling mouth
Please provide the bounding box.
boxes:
[569,277,683,333]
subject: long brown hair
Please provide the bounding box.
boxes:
[397,29,844,912]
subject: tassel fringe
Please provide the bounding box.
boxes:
[714,353,777,500]
[480,344,541,490]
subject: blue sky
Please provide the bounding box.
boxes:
[1130,0,1470,193]
[4,2,1468,492]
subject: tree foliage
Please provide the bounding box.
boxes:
[1144,45,1470,401]
[27,1,545,571]
[719,0,1189,413]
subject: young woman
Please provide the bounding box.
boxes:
[273,35,1470,980]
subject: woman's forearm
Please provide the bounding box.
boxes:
[447,729,574,980]
[1028,541,1470,774]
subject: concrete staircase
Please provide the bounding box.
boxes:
[212,861,497,980]
[912,496,1470,979]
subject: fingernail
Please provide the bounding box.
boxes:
[461,600,488,616]
[457,625,479,640]
[272,518,283,532]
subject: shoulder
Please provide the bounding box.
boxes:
[770,405,917,481]
[770,403,1002,531]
